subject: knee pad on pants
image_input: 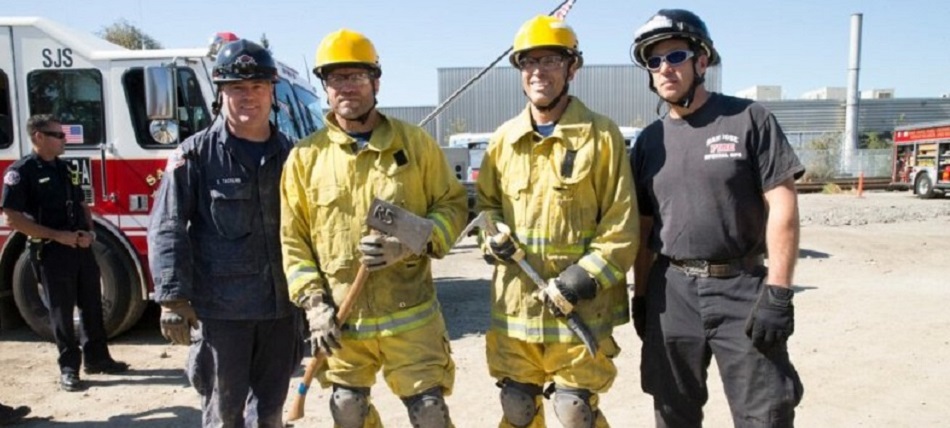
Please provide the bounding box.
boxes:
[402,386,451,428]
[498,378,542,428]
[330,384,370,428]
[553,385,595,428]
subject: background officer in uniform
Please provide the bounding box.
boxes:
[476,16,638,428]
[1,114,128,392]
[148,39,303,428]
[281,29,467,427]
[629,9,805,427]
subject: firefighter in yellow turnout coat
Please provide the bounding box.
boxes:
[476,16,638,428]
[281,29,467,428]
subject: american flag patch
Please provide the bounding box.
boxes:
[61,124,84,144]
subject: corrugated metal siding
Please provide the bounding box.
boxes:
[759,98,950,134]
[435,64,722,144]
[377,106,438,140]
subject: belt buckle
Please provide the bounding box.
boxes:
[681,259,710,278]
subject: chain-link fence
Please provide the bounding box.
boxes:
[787,131,894,179]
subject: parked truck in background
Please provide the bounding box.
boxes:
[0,17,324,339]
[891,120,950,199]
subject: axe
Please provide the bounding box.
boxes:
[461,211,599,356]
[286,198,433,422]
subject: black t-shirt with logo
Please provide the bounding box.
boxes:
[631,93,805,260]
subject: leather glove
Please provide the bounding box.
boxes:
[553,264,598,305]
[160,300,198,345]
[631,295,647,339]
[744,285,795,353]
[305,294,341,356]
[484,222,521,263]
[359,233,413,271]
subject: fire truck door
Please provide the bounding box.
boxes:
[0,26,19,157]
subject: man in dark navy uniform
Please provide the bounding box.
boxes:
[1,114,128,392]
[148,39,302,428]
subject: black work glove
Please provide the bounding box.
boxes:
[744,285,795,353]
[631,295,647,339]
[485,222,520,263]
[553,264,597,305]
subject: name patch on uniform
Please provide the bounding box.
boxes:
[216,177,243,185]
[39,177,50,184]
[3,170,19,186]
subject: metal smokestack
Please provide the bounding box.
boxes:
[843,13,863,174]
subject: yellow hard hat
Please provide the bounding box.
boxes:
[313,29,380,79]
[509,15,583,68]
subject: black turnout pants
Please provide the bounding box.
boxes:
[640,258,804,428]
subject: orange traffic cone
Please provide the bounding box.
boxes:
[857,172,864,198]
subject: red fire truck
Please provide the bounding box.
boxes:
[891,120,950,199]
[0,17,324,339]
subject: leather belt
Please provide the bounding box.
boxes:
[666,255,763,278]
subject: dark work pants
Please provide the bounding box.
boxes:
[640,258,804,428]
[35,243,111,374]
[189,316,301,428]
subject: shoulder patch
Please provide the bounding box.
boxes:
[3,170,20,186]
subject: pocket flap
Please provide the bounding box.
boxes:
[210,183,251,200]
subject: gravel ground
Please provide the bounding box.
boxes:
[798,190,950,226]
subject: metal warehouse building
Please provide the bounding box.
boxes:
[377,63,950,150]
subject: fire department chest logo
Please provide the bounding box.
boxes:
[704,134,744,160]
[3,170,19,186]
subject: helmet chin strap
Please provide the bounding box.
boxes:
[534,82,569,112]
[348,80,379,125]
[650,62,705,111]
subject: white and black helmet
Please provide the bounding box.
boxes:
[630,9,719,68]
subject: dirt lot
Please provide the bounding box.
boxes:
[1,191,949,427]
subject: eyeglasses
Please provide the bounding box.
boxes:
[518,55,566,72]
[39,130,66,139]
[646,50,695,71]
[325,72,373,88]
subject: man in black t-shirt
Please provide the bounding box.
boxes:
[1,114,129,392]
[629,9,805,427]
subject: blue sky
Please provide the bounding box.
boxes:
[5,0,949,106]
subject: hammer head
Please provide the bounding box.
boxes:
[365,198,434,255]
[453,210,498,248]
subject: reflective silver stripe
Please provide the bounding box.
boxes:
[579,253,622,287]
[288,265,318,286]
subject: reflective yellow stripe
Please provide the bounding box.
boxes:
[578,253,625,289]
[343,298,439,339]
[428,212,453,253]
[489,303,627,343]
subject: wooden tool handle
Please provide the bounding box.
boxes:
[285,263,370,422]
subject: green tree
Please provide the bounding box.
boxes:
[97,19,162,50]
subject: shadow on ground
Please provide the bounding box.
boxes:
[436,277,490,340]
[20,405,200,427]
[799,248,831,259]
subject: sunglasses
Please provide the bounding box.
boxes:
[646,50,695,71]
[39,130,66,139]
